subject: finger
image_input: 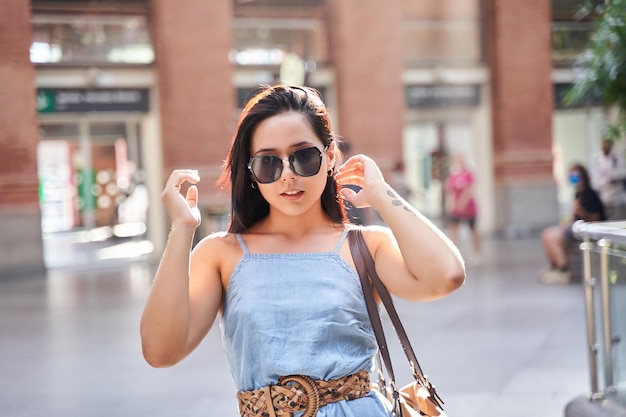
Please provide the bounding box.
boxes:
[341,187,357,200]
[186,185,199,208]
[336,171,365,186]
[337,158,364,172]
[167,169,200,189]
[335,163,362,177]
[180,169,200,184]
[341,187,365,207]
[336,170,364,184]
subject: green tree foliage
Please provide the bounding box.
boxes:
[565,0,626,140]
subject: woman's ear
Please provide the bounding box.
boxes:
[326,141,337,171]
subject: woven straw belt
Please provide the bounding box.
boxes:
[236,370,371,417]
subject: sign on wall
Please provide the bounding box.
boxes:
[405,85,480,108]
[37,88,150,113]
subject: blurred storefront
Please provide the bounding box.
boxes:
[0,0,596,272]
[26,1,162,268]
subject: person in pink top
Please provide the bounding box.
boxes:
[445,153,481,263]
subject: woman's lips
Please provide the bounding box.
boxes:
[281,190,304,200]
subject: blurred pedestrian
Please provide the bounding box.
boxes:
[445,153,481,264]
[540,163,606,285]
[590,138,625,220]
[139,85,465,417]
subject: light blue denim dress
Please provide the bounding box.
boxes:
[221,230,391,417]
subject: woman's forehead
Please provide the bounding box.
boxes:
[250,112,321,153]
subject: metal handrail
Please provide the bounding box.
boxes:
[573,220,626,399]
[581,236,601,398]
[573,220,626,244]
[599,238,615,391]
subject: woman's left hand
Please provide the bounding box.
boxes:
[335,154,387,208]
[337,154,466,301]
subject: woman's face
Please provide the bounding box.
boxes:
[568,168,582,187]
[450,154,465,172]
[249,111,334,217]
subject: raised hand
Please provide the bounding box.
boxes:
[161,169,202,228]
[335,154,387,209]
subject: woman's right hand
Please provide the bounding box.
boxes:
[161,169,201,229]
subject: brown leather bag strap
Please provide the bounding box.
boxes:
[348,229,398,386]
[348,228,444,408]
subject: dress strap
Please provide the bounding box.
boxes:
[235,234,249,255]
[332,229,350,253]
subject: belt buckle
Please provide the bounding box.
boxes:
[278,374,320,417]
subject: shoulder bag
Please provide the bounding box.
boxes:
[348,229,447,417]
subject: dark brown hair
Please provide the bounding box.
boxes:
[219,85,346,233]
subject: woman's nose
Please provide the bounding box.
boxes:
[280,158,296,180]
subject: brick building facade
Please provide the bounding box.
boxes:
[0,0,45,275]
[486,0,557,234]
[1,0,562,274]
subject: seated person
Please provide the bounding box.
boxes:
[540,164,606,285]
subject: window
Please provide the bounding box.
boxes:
[550,0,602,65]
[231,18,328,67]
[30,13,154,65]
[552,21,593,65]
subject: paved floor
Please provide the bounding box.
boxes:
[0,235,592,417]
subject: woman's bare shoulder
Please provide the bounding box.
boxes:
[191,231,245,287]
[348,224,395,251]
[192,231,242,258]
[352,224,393,239]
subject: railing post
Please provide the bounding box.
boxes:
[582,236,601,398]
[599,238,614,391]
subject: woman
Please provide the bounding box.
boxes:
[540,163,605,285]
[140,85,465,416]
[445,153,481,263]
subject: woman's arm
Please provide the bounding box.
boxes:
[336,156,466,301]
[139,170,222,367]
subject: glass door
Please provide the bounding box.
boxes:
[38,118,150,267]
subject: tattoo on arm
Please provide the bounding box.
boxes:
[387,190,412,212]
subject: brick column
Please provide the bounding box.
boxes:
[0,1,45,276]
[328,0,405,172]
[486,0,558,234]
[151,0,235,208]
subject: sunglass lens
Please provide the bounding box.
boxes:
[292,147,322,177]
[252,155,283,183]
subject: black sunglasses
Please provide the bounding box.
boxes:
[248,146,328,184]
